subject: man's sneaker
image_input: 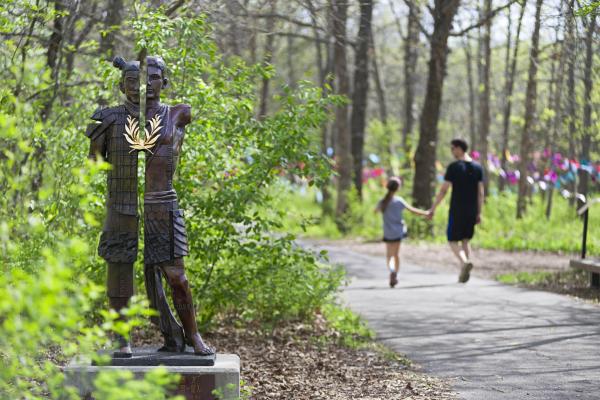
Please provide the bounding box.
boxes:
[459,261,473,283]
[389,271,398,288]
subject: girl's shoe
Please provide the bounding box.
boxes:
[389,271,398,288]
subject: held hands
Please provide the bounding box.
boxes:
[426,208,435,220]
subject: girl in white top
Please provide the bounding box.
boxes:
[376,177,428,287]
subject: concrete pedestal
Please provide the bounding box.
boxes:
[64,352,240,400]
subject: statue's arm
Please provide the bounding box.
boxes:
[174,104,191,127]
[85,107,114,160]
[172,104,191,156]
[87,129,106,160]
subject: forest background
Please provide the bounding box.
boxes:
[1,0,599,398]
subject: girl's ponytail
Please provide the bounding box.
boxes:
[380,177,401,212]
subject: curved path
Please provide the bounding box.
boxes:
[303,240,600,400]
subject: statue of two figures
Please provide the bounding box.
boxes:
[85,56,214,357]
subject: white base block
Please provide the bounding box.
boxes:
[64,353,240,400]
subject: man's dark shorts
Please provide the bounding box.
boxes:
[447,213,476,242]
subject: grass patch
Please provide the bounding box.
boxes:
[272,179,600,255]
[497,271,555,285]
[496,269,590,287]
[496,269,600,303]
[322,303,375,348]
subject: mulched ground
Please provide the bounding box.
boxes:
[135,315,456,400]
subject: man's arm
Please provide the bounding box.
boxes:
[477,181,484,224]
[428,181,451,219]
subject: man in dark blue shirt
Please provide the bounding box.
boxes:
[428,139,484,283]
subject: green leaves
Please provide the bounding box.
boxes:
[576,1,600,16]
[126,10,341,328]
[1,5,345,398]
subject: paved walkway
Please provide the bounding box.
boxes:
[304,241,600,400]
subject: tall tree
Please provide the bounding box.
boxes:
[565,0,577,205]
[516,0,543,218]
[412,0,462,209]
[99,0,123,58]
[331,0,352,228]
[258,0,278,118]
[478,0,492,194]
[577,13,596,208]
[545,4,567,219]
[370,35,388,126]
[307,0,334,215]
[402,1,422,168]
[351,0,374,198]
[41,0,65,122]
[499,0,526,191]
[370,34,390,162]
[464,38,478,150]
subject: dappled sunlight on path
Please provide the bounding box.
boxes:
[303,240,600,400]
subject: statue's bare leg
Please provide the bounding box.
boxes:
[144,262,185,352]
[162,259,214,355]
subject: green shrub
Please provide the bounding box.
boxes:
[1,4,347,398]
[128,8,345,329]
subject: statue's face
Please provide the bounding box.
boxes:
[120,70,140,104]
[147,65,167,101]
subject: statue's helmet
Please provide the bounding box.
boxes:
[113,56,139,75]
[113,56,166,76]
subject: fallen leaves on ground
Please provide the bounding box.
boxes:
[136,315,456,400]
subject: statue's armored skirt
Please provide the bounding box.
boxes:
[144,190,189,264]
[86,105,140,264]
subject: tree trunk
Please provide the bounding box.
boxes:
[402,1,421,168]
[370,34,392,173]
[545,7,567,219]
[478,0,492,194]
[565,0,577,206]
[41,0,65,122]
[226,0,242,57]
[412,0,461,209]
[516,0,543,219]
[258,0,278,118]
[247,0,257,65]
[371,35,388,125]
[34,0,65,193]
[464,39,477,152]
[308,0,333,215]
[99,0,123,58]
[577,14,596,208]
[351,0,373,199]
[331,0,352,229]
[499,0,526,191]
[287,32,297,88]
[65,11,97,81]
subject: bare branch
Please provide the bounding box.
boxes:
[401,0,432,40]
[166,0,187,16]
[234,11,326,32]
[26,80,103,101]
[450,0,519,36]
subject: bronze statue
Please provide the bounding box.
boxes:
[86,56,213,357]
